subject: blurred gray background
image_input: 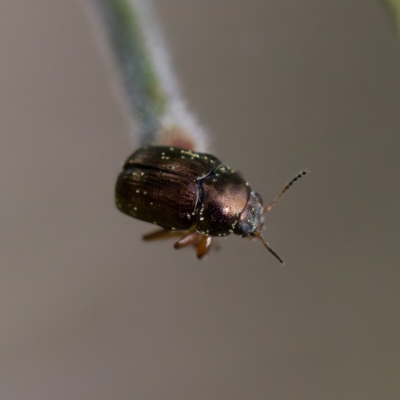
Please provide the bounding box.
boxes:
[1,1,399,399]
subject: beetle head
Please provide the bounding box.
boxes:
[243,170,309,263]
[236,191,265,237]
[235,191,283,263]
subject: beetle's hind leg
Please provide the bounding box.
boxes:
[174,230,212,259]
[143,228,184,241]
[144,228,213,259]
[174,229,199,249]
[196,235,212,259]
[144,227,200,249]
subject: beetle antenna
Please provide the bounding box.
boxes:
[264,170,309,213]
[254,232,284,264]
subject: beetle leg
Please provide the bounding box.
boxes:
[173,230,199,249]
[196,235,212,259]
[145,228,213,259]
[143,229,183,241]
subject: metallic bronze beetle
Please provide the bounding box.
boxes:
[115,145,307,261]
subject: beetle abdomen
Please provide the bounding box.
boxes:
[115,166,199,230]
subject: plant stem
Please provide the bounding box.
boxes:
[90,0,208,151]
[381,0,400,38]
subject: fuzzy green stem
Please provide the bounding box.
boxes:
[90,0,208,151]
[381,0,400,38]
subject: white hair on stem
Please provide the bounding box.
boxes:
[85,0,209,152]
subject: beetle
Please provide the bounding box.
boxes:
[115,145,307,262]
